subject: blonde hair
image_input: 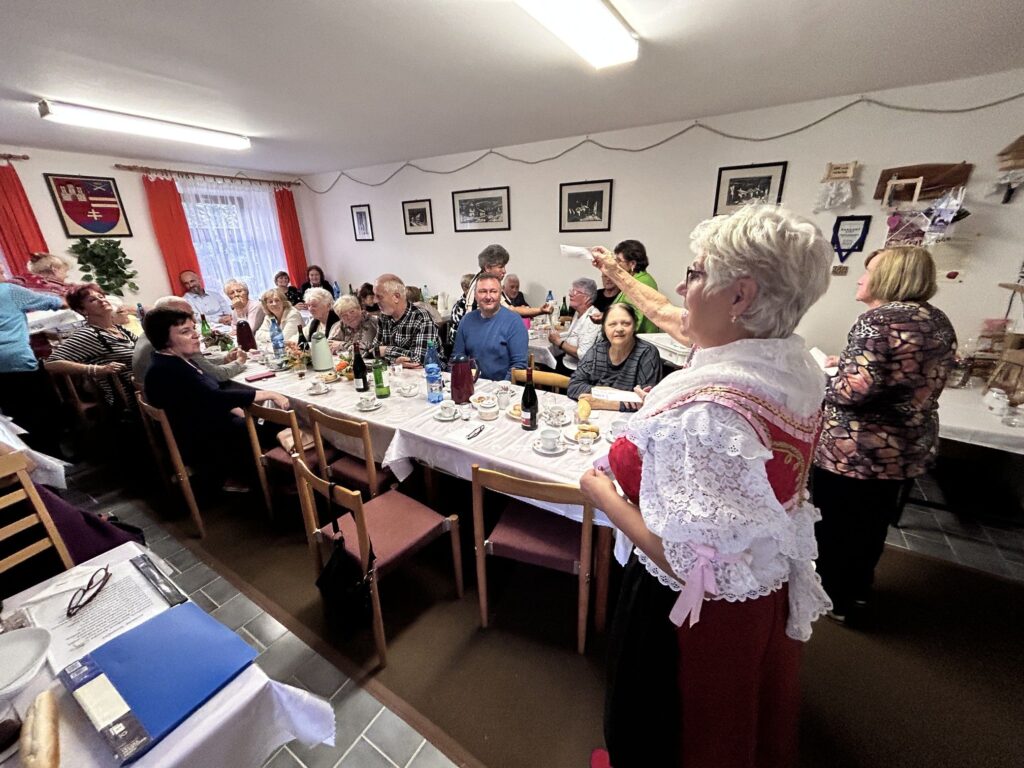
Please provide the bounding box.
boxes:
[260,287,293,315]
[865,246,937,303]
[27,252,74,276]
[334,294,360,315]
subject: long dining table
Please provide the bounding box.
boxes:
[232,360,626,629]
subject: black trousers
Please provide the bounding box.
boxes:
[811,466,910,615]
[0,363,64,456]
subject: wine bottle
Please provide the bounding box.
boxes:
[200,314,212,337]
[560,295,569,317]
[521,353,538,431]
[136,302,146,322]
[352,342,369,392]
[296,324,309,351]
[348,283,354,296]
[373,359,391,398]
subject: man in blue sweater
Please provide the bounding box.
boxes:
[452,275,528,381]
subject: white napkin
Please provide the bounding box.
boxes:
[560,244,592,260]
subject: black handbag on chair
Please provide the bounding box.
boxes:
[315,481,376,627]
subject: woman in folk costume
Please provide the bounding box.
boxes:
[582,205,834,768]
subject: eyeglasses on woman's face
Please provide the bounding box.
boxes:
[685,266,706,285]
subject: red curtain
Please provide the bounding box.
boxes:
[274,187,308,284]
[142,176,200,294]
[0,164,49,279]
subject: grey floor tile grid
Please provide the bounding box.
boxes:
[94,497,457,768]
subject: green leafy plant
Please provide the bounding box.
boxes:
[68,238,139,296]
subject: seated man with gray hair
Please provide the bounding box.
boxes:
[133,296,248,385]
[224,279,265,330]
[549,277,601,374]
[371,273,439,367]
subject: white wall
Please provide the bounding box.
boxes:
[0,144,294,304]
[297,68,1024,352]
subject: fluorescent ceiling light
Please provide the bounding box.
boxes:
[37,100,251,151]
[516,0,639,69]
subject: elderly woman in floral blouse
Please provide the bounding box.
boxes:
[812,246,956,623]
[328,294,378,354]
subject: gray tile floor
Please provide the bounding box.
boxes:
[74,483,458,768]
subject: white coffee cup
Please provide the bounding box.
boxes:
[440,400,458,419]
[609,419,628,439]
[309,380,328,395]
[496,390,511,409]
[540,429,559,452]
[359,392,377,409]
[547,405,568,425]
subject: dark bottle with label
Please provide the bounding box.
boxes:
[352,342,369,392]
[296,324,309,351]
[521,353,539,431]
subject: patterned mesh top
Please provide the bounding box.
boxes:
[814,301,957,480]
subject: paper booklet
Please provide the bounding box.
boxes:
[809,347,839,377]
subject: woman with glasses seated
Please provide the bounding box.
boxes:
[567,304,661,412]
[548,277,601,375]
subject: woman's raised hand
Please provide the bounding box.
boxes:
[590,246,615,273]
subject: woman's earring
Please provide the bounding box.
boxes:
[730,315,738,324]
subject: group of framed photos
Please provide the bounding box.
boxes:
[349,162,789,241]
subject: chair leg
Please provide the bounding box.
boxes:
[423,465,439,509]
[178,473,206,539]
[577,566,591,655]
[139,413,173,496]
[593,527,612,634]
[369,573,387,668]
[447,515,464,598]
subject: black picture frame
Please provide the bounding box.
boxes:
[351,204,373,241]
[559,179,613,232]
[402,199,433,235]
[451,187,510,232]
[713,162,788,215]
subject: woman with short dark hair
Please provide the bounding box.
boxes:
[610,239,659,334]
[300,265,332,296]
[274,271,303,306]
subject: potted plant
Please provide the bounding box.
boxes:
[68,238,139,296]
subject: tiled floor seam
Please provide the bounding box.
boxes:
[333,707,389,767]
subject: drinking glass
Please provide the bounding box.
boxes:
[578,433,596,453]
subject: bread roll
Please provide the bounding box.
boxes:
[20,689,59,768]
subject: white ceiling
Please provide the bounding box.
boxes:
[1,0,1022,175]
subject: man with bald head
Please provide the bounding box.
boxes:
[133,295,247,385]
[180,270,231,324]
[370,273,439,367]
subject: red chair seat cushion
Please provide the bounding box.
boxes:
[487,501,582,574]
[319,490,445,573]
[265,445,335,471]
[327,454,395,498]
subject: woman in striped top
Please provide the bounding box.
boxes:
[46,283,137,405]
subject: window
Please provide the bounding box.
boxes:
[177,179,287,297]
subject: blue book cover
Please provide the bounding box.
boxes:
[58,602,257,764]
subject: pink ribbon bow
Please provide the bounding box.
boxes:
[668,544,748,628]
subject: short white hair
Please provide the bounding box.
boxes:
[375,274,405,298]
[224,279,249,293]
[334,294,360,314]
[304,287,334,306]
[155,295,192,312]
[572,277,598,301]
[689,205,831,339]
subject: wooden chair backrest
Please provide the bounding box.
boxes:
[471,463,594,528]
[292,455,372,573]
[244,402,303,457]
[307,408,378,490]
[512,369,570,393]
[0,452,73,575]
[136,395,189,473]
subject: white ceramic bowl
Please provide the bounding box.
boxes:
[0,627,51,698]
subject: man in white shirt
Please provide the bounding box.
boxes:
[180,270,231,323]
[224,279,265,331]
[549,277,601,374]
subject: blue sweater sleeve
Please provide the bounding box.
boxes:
[507,313,528,373]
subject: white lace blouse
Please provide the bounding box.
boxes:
[625,336,831,641]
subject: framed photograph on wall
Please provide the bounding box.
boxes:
[451,186,510,232]
[402,199,433,235]
[559,179,613,232]
[713,162,788,215]
[43,174,133,238]
[351,204,373,241]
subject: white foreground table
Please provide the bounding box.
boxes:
[938,387,1024,455]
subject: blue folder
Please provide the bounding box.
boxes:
[59,602,258,764]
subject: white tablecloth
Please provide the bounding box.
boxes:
[938,387,1024,455]
[3,543,334,768]
[26,308,83,334]
[527,331,559,370]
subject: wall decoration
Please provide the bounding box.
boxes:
[814,161,859,212]
[831,215,872,262]
[351,204,373,241]
[713,162,787,215]
[872,163,974,202]
[881,177,923,207]
[43,174,132,238]
[994,135,1024,203]
[451,187,510,232]
[884,210,929,247]
[559,179,613,232]
[402,199,433,235]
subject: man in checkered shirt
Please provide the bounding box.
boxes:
[371,274,439,367]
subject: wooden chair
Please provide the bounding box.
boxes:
[0,452,73,576]
[308,407,394,499]
[292,456,463,668]
[512,369,570,393]
[471,464,594,654]
[244,402,317,516]
[135,393,206,538]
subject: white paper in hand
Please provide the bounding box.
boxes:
[592,386,643,404]
[560,244,592,260]
[809,347,838,376]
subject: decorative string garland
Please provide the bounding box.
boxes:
[275,90,1024,194]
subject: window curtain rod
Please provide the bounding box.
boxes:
[113,163,298,187]
[1,154,30,161]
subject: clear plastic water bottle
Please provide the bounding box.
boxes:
[422,283,430,301]
[136,302,146,322]
[425,339,439,369]
[545,290,555,305]
[425,363,444,404]
[269,318,285,359]
[332,281,341,299]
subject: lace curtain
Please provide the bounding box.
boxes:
[176,178,287,298]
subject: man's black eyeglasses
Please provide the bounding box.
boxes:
[67,565,111,618]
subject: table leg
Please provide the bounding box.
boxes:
[594,526,612,633]
[423,464,439,509]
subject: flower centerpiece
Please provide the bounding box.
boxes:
[283,340,311,371]
[202,328,235,352]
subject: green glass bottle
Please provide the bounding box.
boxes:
[372,359,391,398]
[199,313,212,337]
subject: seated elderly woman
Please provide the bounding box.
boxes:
[579,205,833,767]
[328,294,378,354]
[567,304,661,411]
[274,270,304,307]
[255,288,302,344]
[143,308,288,491]
[224,279,265,331]
[45,283,137,405]
[305,287,340,337]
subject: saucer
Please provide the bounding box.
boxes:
[356,401,383,412]
[434,411,460,422]
[532,438,568,457]
[306,386,330,396]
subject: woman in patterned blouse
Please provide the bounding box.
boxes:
[812,246,956,622]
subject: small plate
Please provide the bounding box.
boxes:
[470,394,497,409]
[532,438,568,457]
[356,401,383,412]
[433,411,460,422]
[0,627,51,697]
[563,425,601,443]
[506,405,524,421]
[306,387,331,396]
